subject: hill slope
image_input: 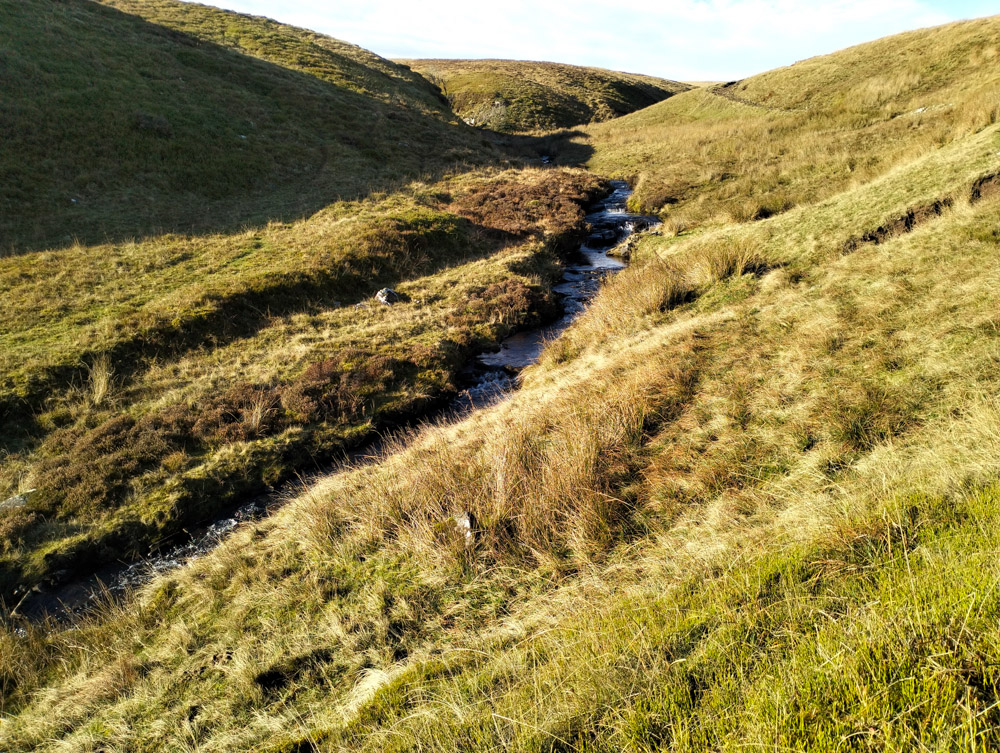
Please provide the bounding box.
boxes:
[0,0,488,251]
[5,13,1000,753]
[401,58,689,133]
[0,0,605,602]
[577,16,1000,225]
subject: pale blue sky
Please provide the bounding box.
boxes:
[201,0,999,80]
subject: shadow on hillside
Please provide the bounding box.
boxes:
[1,0,594,255]
[484,129,596,169]
[0,213,539,452]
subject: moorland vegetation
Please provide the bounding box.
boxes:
[2,4,1000,751]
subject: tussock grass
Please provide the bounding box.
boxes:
[0,166,605,598]
[4,113,1000,749]
[5,12,1000,753]
[579,16,1000,228]
[84,356,115,409]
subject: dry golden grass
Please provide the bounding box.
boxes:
[0,166,604,600]
[4,107,1000,748]
[578,16,1000,229]
[5,15,1000,753]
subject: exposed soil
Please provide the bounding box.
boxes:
[971,172,1000,204]
[841,198,952,254]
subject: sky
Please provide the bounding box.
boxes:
[201,0,998,81]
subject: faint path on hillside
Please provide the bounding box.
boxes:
[709,81,803,112]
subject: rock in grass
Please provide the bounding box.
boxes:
[133,111,173,138]
[454,511,477,547]
[0,489,34,510]
[375,288,400,305]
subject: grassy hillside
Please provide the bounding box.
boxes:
[0,164,606,602]
[0,0,608,601]
[401,59,689,133]
[5,106,1000,753]
[5,12,1000,753]
[577,16,1000,226]
[0,0,488,251]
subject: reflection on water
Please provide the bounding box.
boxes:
[463,180,657,398]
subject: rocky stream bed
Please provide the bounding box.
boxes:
[12,179,658,623]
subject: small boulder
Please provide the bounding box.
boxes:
[0,489,33,511]
[433,511,479,549]
[454,511,477,547]
[375,288,400,305]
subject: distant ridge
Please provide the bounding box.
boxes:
[400,58,690,133]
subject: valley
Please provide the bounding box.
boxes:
[2,2,1000,750]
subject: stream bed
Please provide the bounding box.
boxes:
[453,180,657,409]
[13,180,657,623]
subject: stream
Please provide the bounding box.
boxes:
[453,180,657,408]
[12,180,657,623]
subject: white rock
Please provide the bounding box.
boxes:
[0,489,34,510]
[375,288,400,305]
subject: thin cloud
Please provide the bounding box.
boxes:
[203,0,963,79]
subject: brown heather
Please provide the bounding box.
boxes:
[3,6,1000,752]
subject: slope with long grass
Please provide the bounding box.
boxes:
[4,12,1000,753]
[578,16,1000,227]
[401,59,689,133]
[0,0,488,251]
[0,165,606,603]
[0,0,609,601]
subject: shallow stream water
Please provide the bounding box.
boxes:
[452,180,658,409]
[14,180,657,622]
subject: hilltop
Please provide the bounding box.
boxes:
[400,58,689,132]
[4,8,1000,753]
[0,0,604,603]
[577,16,1000,224]
[0,0,489,251]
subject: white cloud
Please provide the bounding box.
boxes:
[201,0,960,79]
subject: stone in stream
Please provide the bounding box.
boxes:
[375,288,400,305]
[586,229,619,248]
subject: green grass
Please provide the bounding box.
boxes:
[400,59,689,133]
[0,0,610,599]
[577,16,1000,227]
[5,8,1000,753]
[6,146,1000,746]
[0,165,605,600]
[0,0,489,251]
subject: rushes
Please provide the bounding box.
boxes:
[300,348,692,573]
[242,388,279,439]
[7,16,1000,752]
[685,235,770,287]
[86,355,114,408]
[551,232,771,358]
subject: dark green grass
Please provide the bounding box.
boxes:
[0,0,489,252]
